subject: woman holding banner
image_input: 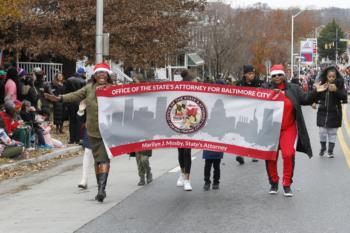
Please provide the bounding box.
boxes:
[263,64,326,197]
[176,70,197,191]
[45,63,113,203]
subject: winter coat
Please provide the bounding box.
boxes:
[77,113,91,149]
[64,76,86,94]
[262,81,317,158]
[62,83,104,138]
[52,83,66,125]
[202,150,223,160]
[34,80,51,115]
[236,76,263,87]
[316,66,348,128]
[4,79,17,101]
[0,111,20,135]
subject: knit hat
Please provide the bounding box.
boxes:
[6,67,18,80]
[77,67,86,75]
[18,68,27,77]
[0,70,6,79]
[33,67,42,74]
[243,65,255,74]
[94,63,112,74]
[14,100,22,111]
[270,64,285,76]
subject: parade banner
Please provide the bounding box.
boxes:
[96,82,284,160]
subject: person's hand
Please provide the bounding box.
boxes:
[79,100,86,112]
[328,84,337,92]
[44,93,61,102]
[29,106,36,112]
[315,83,328,92]
[311,103,317,109]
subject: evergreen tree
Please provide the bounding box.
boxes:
[318,19,346,61]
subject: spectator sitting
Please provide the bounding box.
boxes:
[19,100,48,149]
[0,98,31,148]
[0,128,25,159]
[36,110,64,148]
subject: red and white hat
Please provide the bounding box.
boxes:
[270,64,285,76]
[94,63,112,74]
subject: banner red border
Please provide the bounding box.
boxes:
[96,82,284,101]
[109,139,277,161]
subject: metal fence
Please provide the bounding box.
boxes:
[18,62,63,83]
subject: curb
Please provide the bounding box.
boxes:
[0,146,83,171]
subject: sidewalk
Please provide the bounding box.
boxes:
[0,148,194,233]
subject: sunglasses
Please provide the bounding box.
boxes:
[271,74,284,78]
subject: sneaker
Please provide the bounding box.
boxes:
[327,153,334,158]
[236,156,245,165]
[38,144,53,149]
[269,183,278,194]
[212,183,219,190]
[176,174,184,187]
[203,183,210,191]
[252,158,258,162]
[183,180,192,191]
[283,186,293,197]
[78,184,88,189]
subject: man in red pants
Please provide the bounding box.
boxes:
[264,64,326,197]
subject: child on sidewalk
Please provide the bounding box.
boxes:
[202,150,223,191]
[130,150,153,186]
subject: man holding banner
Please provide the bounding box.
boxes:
[45,63,113,203]
[235,64,263,164]
[264,64,327,197]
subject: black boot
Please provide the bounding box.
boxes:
[327,142,335,158]
[95,162,110,202]
[319,142,327,156]
[146,171,153,184]
[59,124,64,134]
[138,176,145,186]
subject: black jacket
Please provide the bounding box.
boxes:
[52,82,66,124]
[263,81,317,158]
[64,76,86,94]
[316,66,347,128]
[236,76,263,87]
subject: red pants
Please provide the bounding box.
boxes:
[266,123,297,187]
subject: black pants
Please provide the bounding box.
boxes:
[35,127,46,145]
[67,103,81,143]
[204,159,221,184]
[178,148,191,174]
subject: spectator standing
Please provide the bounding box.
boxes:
[64,68,86,144]
[315,66,347,158]
[52,73,66,134]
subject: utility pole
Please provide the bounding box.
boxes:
[335,28,338,65]
[96,0,104,64]
[291,10,304,78]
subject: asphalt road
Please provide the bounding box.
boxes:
[76,106,350,233]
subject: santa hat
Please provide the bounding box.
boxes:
[270,64,285,76]
[94,63,112,74]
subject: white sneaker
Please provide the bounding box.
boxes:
[176,174,184,187]
[183,180,192,191]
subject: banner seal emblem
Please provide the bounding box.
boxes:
[166,95,207,134]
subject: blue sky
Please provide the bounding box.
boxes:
[209,0,350,9]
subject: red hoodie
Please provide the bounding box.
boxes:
[0,111,20,135]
